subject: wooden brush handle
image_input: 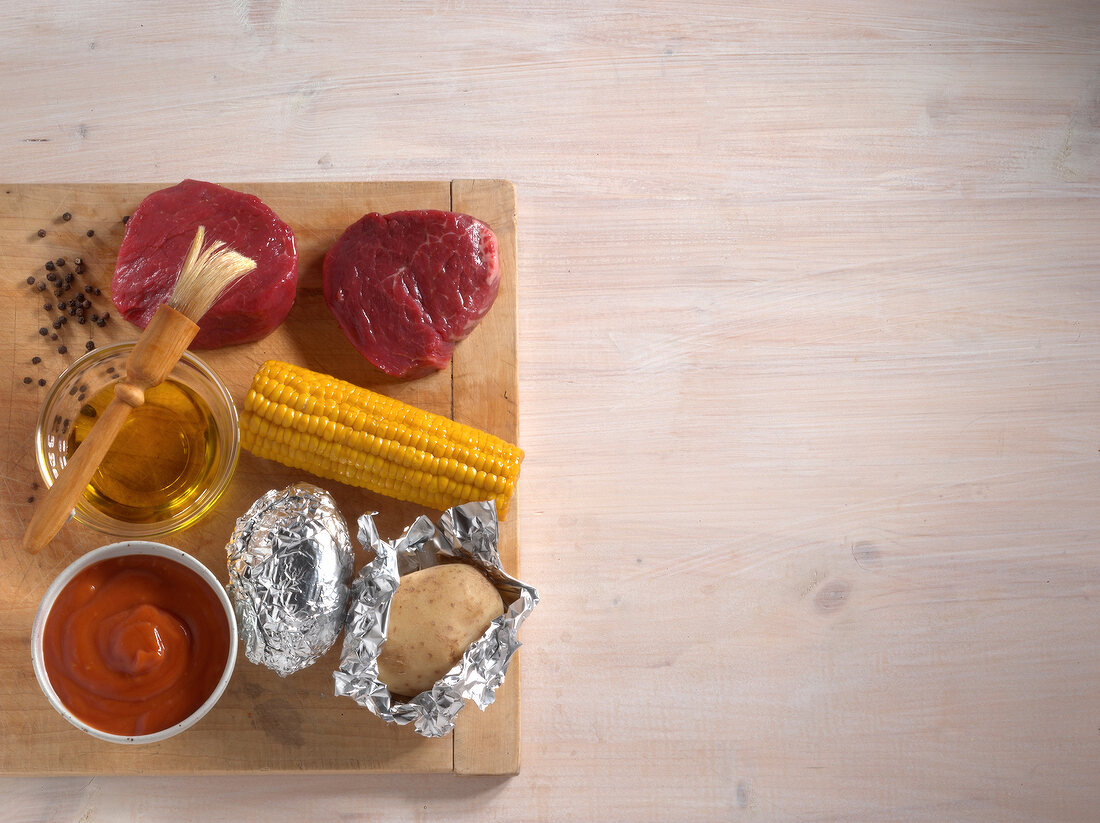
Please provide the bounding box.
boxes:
[22,306,199,554]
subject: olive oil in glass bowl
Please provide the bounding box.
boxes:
[35,343,239,537]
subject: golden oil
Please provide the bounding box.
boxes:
[66,379,223,523]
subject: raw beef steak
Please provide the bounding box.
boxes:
[112,180,298,349]
[322,210,500,378]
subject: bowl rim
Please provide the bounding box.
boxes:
[34,342,240,537]
[31,541,238,745]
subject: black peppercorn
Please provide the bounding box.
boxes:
[43,302,52,310]
[25,276,35,285]
[56,258,65,266]
[84,285,93,293]
[44,261,54,271]
[36,282,45,291]
[86,229,94,237]
[57,345,67,354]
[50,333,58,340]
[38,327,47,336]
[27,496,34,503]
[38,378,46,386]
[46,273,56,282]
[62,212,72,221]
[78,316,86,325]
[22,376,31,384]
[36,229,46,238]
[85,340,95,350]
[75,264,85,274]
[122,215,130,224]
[31,356,41,364]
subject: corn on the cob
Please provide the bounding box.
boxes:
[240,360,523,518]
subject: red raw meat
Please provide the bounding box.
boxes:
[112,180,298,349]
[322,210,500,378]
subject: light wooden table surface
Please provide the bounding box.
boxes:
[3,2,1099,821]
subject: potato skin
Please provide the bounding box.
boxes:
[378,563,506,697]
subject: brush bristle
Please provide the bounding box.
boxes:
[167,226,258,320]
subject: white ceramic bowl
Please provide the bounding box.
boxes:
[31,541,237,744]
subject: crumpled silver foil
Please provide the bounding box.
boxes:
[333,500,539,738]
[226,483,355,677]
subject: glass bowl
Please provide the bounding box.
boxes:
[35,342,239,538]
[31,541,238,744]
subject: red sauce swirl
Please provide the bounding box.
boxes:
[42,554,231,736]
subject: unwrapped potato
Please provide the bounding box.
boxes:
[378,563,506,697]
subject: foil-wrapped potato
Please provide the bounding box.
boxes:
[378,563,505,697]
[226,483,354,677]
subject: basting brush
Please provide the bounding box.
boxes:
[23,226,256,554]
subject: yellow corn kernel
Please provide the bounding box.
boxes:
[239,361,524,519]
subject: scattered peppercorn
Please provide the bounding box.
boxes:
[25,276,35,285]
[62,212,72,221]
[84,285,93,293]
[31,356,41,364]
[94,287,101,296]
[106,365,116,373]
[56,258,65,266]
[43,302,52,310]
[74,265,85,275]
[78,316,86,325]
[22,376,31,384]
[36,283,45,291]
[50,333,58,340]
[79,384,88,392]
[51,320,61,329]
[96,318,106,327]
[57,345,67,354]
[27,496,34,503]
[85,340,95,351]
[38,327,47,336]
[36,229,46,238]
[122,215,130,224]
[38,378,46,386]
[86,229,95,237]
[46,272,57,282]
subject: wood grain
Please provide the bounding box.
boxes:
[0,180,521,775]
[3,0,1100,820]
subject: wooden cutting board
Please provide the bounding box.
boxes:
[0,180,522,775]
